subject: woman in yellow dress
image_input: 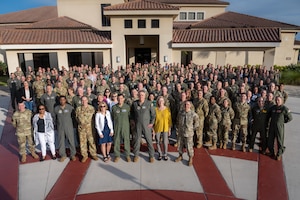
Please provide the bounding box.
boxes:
[153,96,172,161]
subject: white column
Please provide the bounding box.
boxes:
[57,51,69,71]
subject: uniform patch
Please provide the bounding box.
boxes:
[116,109,120,113]
[58,110,62,114]
[122,109,127,112]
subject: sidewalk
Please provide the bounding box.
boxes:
[0,86,299,200]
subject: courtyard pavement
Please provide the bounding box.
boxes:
[0,85,299,200]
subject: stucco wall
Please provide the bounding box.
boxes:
[57,0,124,30]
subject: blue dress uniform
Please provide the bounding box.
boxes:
[131,100,156,159]
[268,104,292,158]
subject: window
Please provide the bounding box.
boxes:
[188,12,196,20]
[179,12,204,21]
[151,19,159,28]
[197,12,204,20]
[179,12,187,20]
[124,20,132,28]
[138,19,146,28]
[101,4,111,26]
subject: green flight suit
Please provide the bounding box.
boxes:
[112,103,131,157]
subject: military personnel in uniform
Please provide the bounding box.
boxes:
[249,97,268,153]
[194,90,209,148]
[75,96,98,163]
[40,85,57,118]
[54,96,77,162]
[32,74,45,108]
[232,93,251,152]
[7,73,21,111]
[219,98,234,149]
[207,96,222,150]
[72,86,85,109]
[12,102,39,162]
[267,96,292,160]
[175,101,199,166]
[111,93,131,162]
[131,90,156,163]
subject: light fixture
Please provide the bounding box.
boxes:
[139,36,144,45]
[164,56,168,62]
[116,56,120,63]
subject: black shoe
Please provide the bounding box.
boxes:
[52,155,57,160]
[163,156,168,161]
[40,156,45,162]
[158,155,162,161]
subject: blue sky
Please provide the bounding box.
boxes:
[0,0,299,38]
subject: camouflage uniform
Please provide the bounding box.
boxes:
[12,109,36,157]
[194,98,209,147]
[76,105,97,158]
[32,80,45,106]
[219,106,235,148]
[176,109,199,157]
[207,103,222,146]
[54,87,68,97]
[232,101,250,150]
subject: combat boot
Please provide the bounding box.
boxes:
[232,143,236,150]
[81,157,88,163]
[196,143,202,149]
[204,140,212,147]
[174,142,178,147]
[242,144,246,152]
[188,156,193,166]
[209,143,217,150]
[31,151,39,159]
[175,155,183,162]
[223,143,227,150]
[21,154,26,163]
[219,142,223,149]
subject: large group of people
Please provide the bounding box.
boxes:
[9,61,292,165]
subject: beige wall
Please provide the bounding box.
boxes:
[172,48,266,67]
[109,15,174,69]
[5,49,111,73]
[174,5,226,21]
[274,32,297,66]
[57,0,124,30]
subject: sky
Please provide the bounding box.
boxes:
[0,0,299,38]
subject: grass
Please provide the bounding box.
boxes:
[280,71,300,85]
[0,75,8,86]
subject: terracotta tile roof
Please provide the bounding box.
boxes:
[18,16,93,30]
[173,22,194,29]
[104,0,179,11]
[0,29,111,45]
[172,27,281,43]
[153,0,229,5]
[0,6,57,24]
[192,11,300,30]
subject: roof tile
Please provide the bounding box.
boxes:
[172,28,281,43]
[0,29,111,44]
[0,6,57,24]
[192,11,300,30]
[104,0,179,11]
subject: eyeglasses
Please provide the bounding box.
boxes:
[39,108,45,110]
[100,106,106,108]
[105,91,110,93]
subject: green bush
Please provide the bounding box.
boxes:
[274,64,300,85]
[0,61,7,76]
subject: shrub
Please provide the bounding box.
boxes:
[275,64,300,85]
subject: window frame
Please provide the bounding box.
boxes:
[138,19,146,28]
[124,19,133,28]
[151,19,159,28]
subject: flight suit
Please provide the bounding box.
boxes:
[268,105,292,157]
[54,104,76,158]
[250,105,268,152]
[111,103,131,157]
[131,100,156,158]
[40,92,57,118]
